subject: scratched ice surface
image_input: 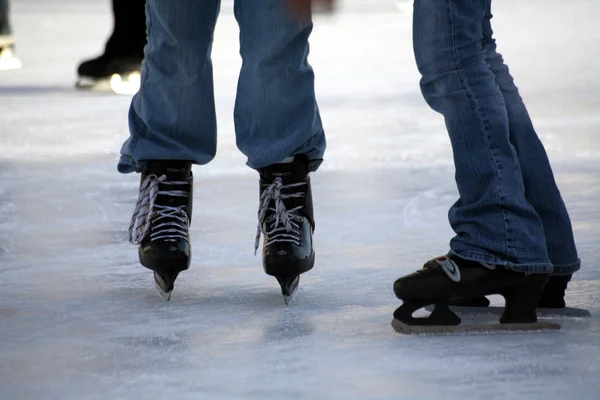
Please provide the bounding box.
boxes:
[1,0,599,399]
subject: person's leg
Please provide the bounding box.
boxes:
[119,0,220,173]
[0,0,11,36]
[0,0,21,71]
[234,0,325,301]
[233,0,325,172]
[105,0,147,58]
[393,0,554,330]
[77,0,147,82]
[480,2,579,275]
[412,0,551,273]
[122,0,221,300]
[480,0,579,307]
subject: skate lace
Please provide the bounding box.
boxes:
[254,178,307,255]
[129,174,190,245]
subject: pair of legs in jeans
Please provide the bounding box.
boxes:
[121,0,324,301]
[120,0,578,313]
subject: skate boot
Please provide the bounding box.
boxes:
[0,36,22,71]
[128,161,193,300]
[255,155,315,304]
[444,272,590,317]
[452,274,572,308]
[449,274,572,308]
[535,274,589,316]
[392,254,561,334]
[76,53,143,94]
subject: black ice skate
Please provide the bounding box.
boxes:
[129,161,193,300]
[0,36,22,71]
[255,156,315,305]
[392,255,561,334]
[76,53,143,94]
[441,273,590,318]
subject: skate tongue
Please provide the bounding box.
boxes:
[259,155,309,182]
[145,161,192,180]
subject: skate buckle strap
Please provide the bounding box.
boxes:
[433,257,496,283]
[129,174,190,245]
[254,177,307,255]
[435,258,462,282]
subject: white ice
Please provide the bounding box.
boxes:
[1,0,599,399]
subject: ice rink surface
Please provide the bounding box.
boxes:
[1,0,599,399]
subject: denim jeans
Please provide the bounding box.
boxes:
[413,0,579,274]
[118,0,326,173]
[0,0,11,36]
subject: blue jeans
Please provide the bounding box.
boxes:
[413,0,580,275]
[118,0,325,173]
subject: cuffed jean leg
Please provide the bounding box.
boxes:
[118,0,221,173]
[233,0,326,172]
[413,0,552,273]
[481,1,580,275]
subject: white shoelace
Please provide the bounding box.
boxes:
[129,174,190,245]
[254,178,307,255]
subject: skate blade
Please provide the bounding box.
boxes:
[75,72,140,95]
[75,77,112,92]
[392,318,561,335]
[276,275,300,306]
[283,287,299,306]
[110,72,141,95]
[155,285,172,301]
[153,272,175,302]
[0,53,22,71]
[431,305,592,318]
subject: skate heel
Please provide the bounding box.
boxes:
[500,274,549,324]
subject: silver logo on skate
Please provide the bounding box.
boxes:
[481,262,496,270]
[437,258,461,282]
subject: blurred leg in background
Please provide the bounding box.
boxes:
[0,0,22,71]
[76,0,146,92]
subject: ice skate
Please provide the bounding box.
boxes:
[392,255,561,335]
[75,53,142,94]
[0,36,22,71]
[436,274,591,318]
[128,161,193,300]
[255,155,315,305]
